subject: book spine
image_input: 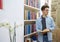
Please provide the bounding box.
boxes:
[28,11,30,20]
[24,26,25,35]
[27,24,31,34]
[28,0,30,6]
[24,10,28,20]
[30,0,33,6]
[30,11,36,20]
[25,25,27,35]
[33,0,35,7]
[25,24,31,34]
[24,0,26,4]
[37,0,40,8]
[26,0,28,5]
[30,11,32,20]
[32,24,36,32]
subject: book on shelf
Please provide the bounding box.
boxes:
[31,24,38,41]
[32,24,36,32]
[26,0,28,5]
[24,0,40,8]
[24,24,32,35]
[30,11,36,20]
[24,10,37,20]
[24,0,26,4]
[24,10,28,20]
[28,10,31,20]
[24,24,36,35]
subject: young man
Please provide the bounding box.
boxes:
[36,5,55,42]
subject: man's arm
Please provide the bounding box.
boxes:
[48,17,55,32]
[41,17,55,34]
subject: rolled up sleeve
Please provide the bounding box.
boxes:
[49,18,55,32]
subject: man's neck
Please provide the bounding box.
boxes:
[42,15,47,18]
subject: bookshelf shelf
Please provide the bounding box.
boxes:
[24,20,36,22]
[24,32,36,37]
[24,30,42,37]
[24,4,40,11]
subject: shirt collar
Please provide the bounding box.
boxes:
[40,15,48,19]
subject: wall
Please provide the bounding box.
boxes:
[0,0,24,42]
[56,0,60,28]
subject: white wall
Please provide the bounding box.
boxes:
[0,0,24,42]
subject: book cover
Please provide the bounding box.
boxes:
[26,0,28,5]
[28,11,30,20]
[30,0,33,6]
[28,0,30,6]
[24,10,28,20]
[37,0,40,8]
[26,24,31,34]
[31,12,36,20]
[24,0,26,4]
[32,24,36,32]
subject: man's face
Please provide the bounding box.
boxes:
[43,8,49,15]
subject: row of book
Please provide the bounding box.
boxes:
[24,24,36,35]
[24,0,40,8]
[24,10,37,20]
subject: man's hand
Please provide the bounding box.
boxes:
[42,29,50,32]
[41,29,50,35]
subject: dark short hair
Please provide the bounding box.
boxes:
[41,5,49,11]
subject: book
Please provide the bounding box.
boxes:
[24,10,28,20]
[32,24,36,32]
[24,0,26,4]
[26,0,28,5]
[25,24,32,35]
[31,11,36,20]
[27,24,31,34]
[28,10,30,20]
[33,0,35,7]
[37,0,40,8]
[35,0,37,8]
[28,0,30,5]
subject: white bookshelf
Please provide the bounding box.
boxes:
[24,0,40,42]
[24,20,36,22]
[24,30,42,37]
[24,32,36,37]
